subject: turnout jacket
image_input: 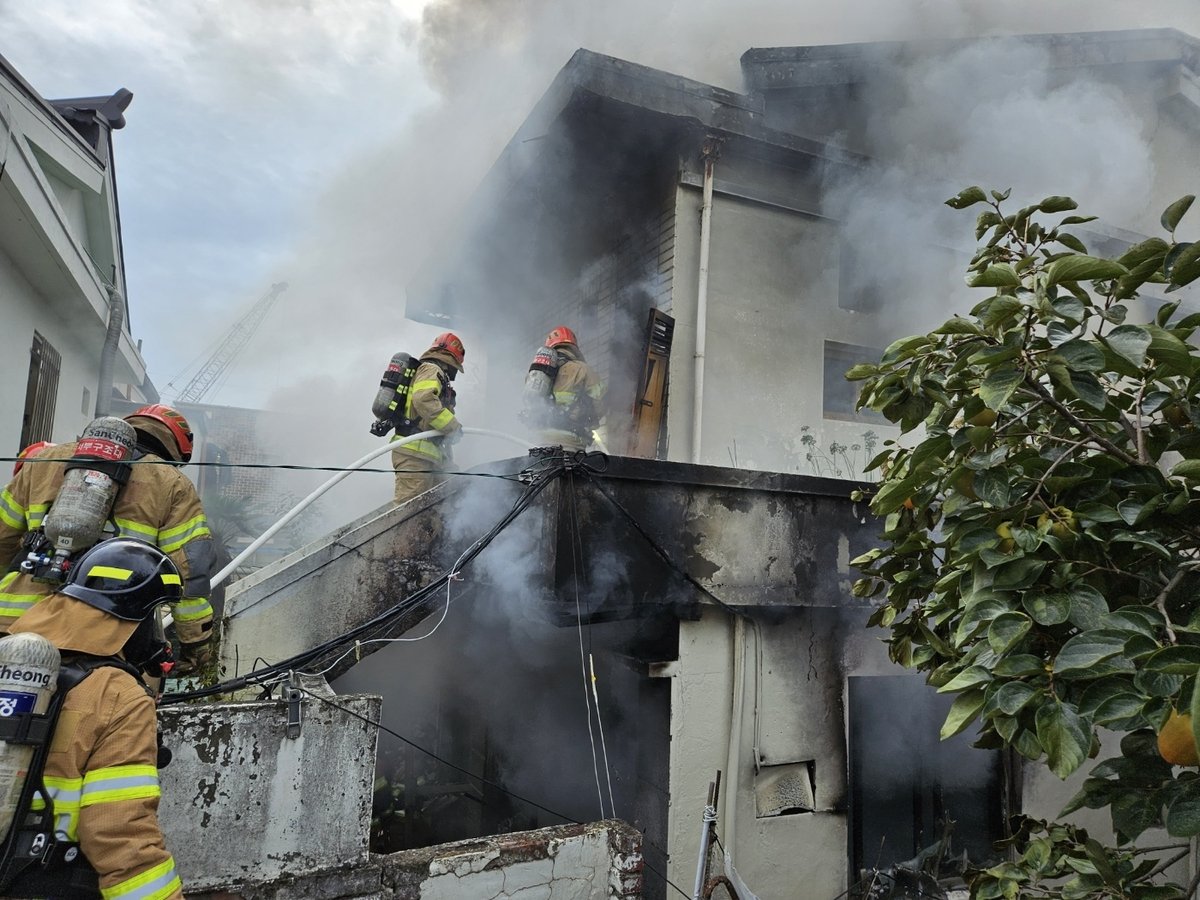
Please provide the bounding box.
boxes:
[0,442,214,644]
[10,595,184,900]
[547,347,606,441]
[390,357,461,465]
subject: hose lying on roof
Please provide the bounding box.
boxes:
[161,446,594,705]
[209,427,534,589]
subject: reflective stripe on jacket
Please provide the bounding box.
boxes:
[0,442,215,639]
[26,662,182,899]
[390,360,459,464]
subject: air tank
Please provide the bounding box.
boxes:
[0,633,60,842]
[36,417,136,583]
[370,352,416,436]
[520,344,559,424]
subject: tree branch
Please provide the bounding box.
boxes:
[1025,378,1138,465]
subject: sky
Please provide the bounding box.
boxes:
[3,0,1200,452]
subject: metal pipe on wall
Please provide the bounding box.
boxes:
[691,138,720,465]
[94,284,124,417]
[723,613,747,857]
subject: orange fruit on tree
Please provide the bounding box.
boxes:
[1158,710,1200,766]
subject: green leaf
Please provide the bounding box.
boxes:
[1144,645,1200,675]
[992,682,1039,717]
[1053,340,1105,373]
[1161,194,1195,233]
[1039,195,1079,213]
[1066,371,1107,411]
[1054,631,1128,674]
[946,186,988,209]
[1035,700,1091,778]
[933,317,983,336]
[1051,296,1087,324]
[967,264,1021,288]
[1068,585,1110,630]
[1103,325,1152,368]
[1023,592,1072,626]
[1145,323,1196,374]
[940,688,986,739]
[843,363,878,381]
[988,612,1032,655]
[1167,241,1200,290]
[994,655,1047,677]
[937,666,992,694]
[979,367,1023,410]
[1166,780,1200,837]
[1045,255,1128,287]
[1091,693,1146,727]
[1055,232,1088,254]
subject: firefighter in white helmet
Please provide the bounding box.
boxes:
[0,405,216,672]
[390,333,466,505]
[3,538,183,898]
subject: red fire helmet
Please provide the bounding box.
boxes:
[545,326,577,348]
[125,404,194,463]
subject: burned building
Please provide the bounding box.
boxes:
[201,27,1200,899]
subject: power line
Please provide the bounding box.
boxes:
[297,686,691,900]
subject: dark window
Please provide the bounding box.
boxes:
[848,675,1004,879]
[823,341,885,423]
[20,332,60,449]
[838,238,882,312]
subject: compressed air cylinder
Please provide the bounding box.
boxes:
[0,633,60,842]
[40,417,136,579]
[520,345,558,422]
[371,352,416,422]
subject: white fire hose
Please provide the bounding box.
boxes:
[205,427,532,591]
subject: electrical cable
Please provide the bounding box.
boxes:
[567,468,607,820]
[1,455,524,478]
[295,685,692,900]
[581,469,746,620]
[161,453,563,704]
[565,467,617,818]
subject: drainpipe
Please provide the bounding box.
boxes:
[691,138,721,465]
[723,613,747,857]
[95,282,124,417]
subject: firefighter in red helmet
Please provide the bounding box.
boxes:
[390,333,466,505]
[0,405,216,673]
[12,442,55,477]
[525,326,606,451]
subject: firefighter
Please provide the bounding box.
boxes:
[391,333,466,505]
[5,538,183,898]
[0,405,216,673]
[11,441,54,477]
[537,326,606,451]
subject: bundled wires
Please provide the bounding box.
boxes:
[161,450,568,705]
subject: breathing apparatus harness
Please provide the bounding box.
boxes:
[0,645,172,897]
[369,353,457,440]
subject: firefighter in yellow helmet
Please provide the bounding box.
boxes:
[0,405,216,673]
[4,539,183,898]
[391,333,466,505]
[528,326,606,451]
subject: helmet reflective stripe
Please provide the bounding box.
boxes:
[87,566,133,581]
[161,574,181,586]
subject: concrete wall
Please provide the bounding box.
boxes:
[186,820,643,900]
[158,680,380,892]
[666,606,880,898]
[666,167,898,477]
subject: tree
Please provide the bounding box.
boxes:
[850,187,1200,898]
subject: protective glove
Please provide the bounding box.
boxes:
[442,419,464,445]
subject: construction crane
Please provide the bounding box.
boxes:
[171,282,288,404]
